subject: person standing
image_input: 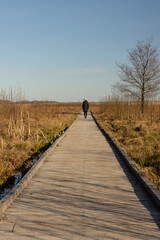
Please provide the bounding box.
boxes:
[82,98,89,118]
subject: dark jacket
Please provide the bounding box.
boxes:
[82,100,89,112]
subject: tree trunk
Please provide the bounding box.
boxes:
[141,88,144,114]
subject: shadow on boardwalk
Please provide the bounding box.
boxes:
[14,169,160,240]
[105,137,160,230]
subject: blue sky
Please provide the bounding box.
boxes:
[0,0,160,102]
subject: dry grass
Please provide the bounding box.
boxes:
[0,101,82,185]
[93,101,160,190]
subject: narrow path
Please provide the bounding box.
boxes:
[0,113,160,239]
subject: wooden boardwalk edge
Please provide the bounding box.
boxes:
[91,112,160,208]
[0,114,80,215]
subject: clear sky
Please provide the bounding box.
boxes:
[0,0,160,102]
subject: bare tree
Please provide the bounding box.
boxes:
[114,39,160,113]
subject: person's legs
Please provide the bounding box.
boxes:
[84,111,87,118]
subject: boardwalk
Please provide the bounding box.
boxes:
[0,113,160,239]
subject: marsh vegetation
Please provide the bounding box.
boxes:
[0,95,81,186]
[93,100,160,190]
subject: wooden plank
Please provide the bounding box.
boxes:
[0,113,160,239]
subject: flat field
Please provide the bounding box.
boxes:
[2,100,158,192]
